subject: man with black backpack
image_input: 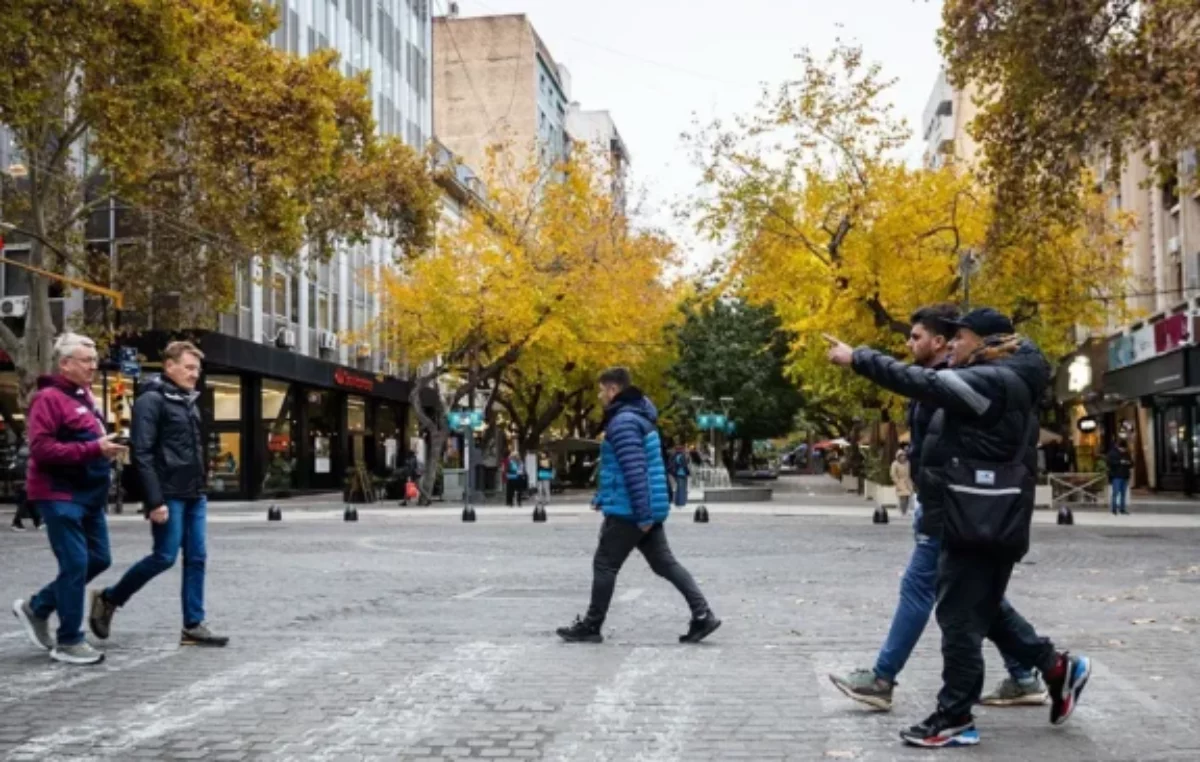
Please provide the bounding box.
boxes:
[826,309,1091,749]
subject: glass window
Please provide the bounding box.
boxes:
[207,375,242,421]
[239,265,252,309]
[3,250,30,297]
[272,272,287,316]
[262,379,297,491]
[308,283,318,329]
[317,291,330,330]
[290,272,300,324]
[208,432,241,491]
[347,395,367,433]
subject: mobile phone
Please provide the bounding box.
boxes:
[112,435,131,447]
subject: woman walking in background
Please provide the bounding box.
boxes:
[891,449,913,516]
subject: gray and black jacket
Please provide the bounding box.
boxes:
[850,336,1049,538]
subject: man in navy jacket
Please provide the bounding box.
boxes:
[557,367,720,644]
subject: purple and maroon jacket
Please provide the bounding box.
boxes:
[25,374,111,507]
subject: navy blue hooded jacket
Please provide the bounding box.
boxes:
[595,387,671,526]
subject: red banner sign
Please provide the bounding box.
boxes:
[333,368,374,393]
[1155,313,1189,354]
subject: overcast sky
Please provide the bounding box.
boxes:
[443,0,946,268]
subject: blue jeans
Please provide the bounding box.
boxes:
[30,501,112,646]
[1111,478,1129,513]
[673,476,688,507]
[105,497,208,627]
[873,502,1032,684]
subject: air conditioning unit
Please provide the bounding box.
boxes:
[1168,236,1182,255]
[318,331,338,351]
[0,296,29,318]
[275,328,297,349]
[356,343,372,358]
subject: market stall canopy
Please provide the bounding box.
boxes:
[813,438,851,450]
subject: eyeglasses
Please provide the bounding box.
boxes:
[70,356,99,367]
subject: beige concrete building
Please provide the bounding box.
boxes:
[433,13,572,178]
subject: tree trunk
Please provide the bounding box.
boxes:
[408,375,446,506]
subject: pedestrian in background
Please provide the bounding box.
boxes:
[503,446,525,507]
[536,451,554,505]
[891,449,913,516]
[89,341,228,648]
[1106,439,1132,515]
[670,444,691,507]
[9,441,41,531]
[12,333,127,665]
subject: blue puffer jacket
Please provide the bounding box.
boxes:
[596,387,670,526]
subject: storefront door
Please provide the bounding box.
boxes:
[1157,403,1192,493]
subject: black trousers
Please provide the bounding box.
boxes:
[585,516,710,625]
[11,488,40,528]
[505,479,523,506]
[936,549,1057,716]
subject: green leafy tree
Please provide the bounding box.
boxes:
[668,298,804,463]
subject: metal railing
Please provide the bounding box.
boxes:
[691,466,731,490]
[1049,473,1106,510]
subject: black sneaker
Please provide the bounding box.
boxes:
[899,710,980,748]
[1046,651,1091,725]
[556,616,603,643]
[679,613,722,643]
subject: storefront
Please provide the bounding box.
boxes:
[0,331,444,502]
[1105,341,1198,493]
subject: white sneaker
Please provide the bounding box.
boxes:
[50,641,105,665]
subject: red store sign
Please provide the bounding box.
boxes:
[1155,313,1190,354]
[333,368,374,393]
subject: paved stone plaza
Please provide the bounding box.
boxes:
[2,490,1199,760]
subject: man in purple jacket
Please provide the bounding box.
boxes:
[11,333,127,665]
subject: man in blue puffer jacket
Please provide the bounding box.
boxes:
[557,367,721,644]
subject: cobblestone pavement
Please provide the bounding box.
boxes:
[2,503,1199,761]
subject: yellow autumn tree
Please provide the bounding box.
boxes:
[376,147,677,498]
[686,42,1131,432]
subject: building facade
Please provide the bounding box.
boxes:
[433,13,572,175]
[921,69,980,170]
[565,105,631,213]
[0,0,435,501]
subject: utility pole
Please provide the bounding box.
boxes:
[959,250,979,311]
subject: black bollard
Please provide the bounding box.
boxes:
[343,505,359,522]
[1057,506,1074,525]
[533,504,547,522]
[873,505,888,524]
[462,505,476,523]
[268,504,282,522]
[694,505,709,523]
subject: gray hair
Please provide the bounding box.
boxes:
[53,333,96,367]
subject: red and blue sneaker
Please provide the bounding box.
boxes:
[1046,651,1092,725]
[899,710,981,748]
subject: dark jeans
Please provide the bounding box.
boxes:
[936,549,1057,717]
[673,476,689,507]
[30,501,112,646]
[874,527,1032,684]
[585,516,710,625]
[105,497,208,628]
[1111,477,1129,513]
[11,489,41,528]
